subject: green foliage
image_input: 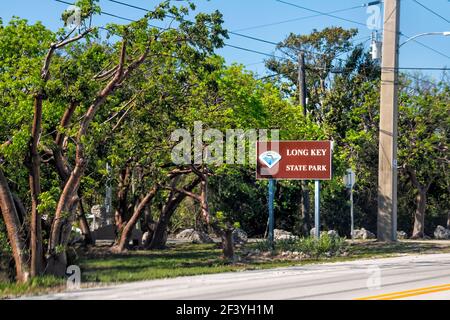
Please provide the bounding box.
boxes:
[37,187,60,219]
[0,4,448,282]
[0,218,12,282]
[256,234,348,258]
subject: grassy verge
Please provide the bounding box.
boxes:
[2,239,450,298]
[0,275,65,298]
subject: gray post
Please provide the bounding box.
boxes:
[268,179,275,249]
[314,180,320,239]
[350,187,354,239]
[104,162,112,224]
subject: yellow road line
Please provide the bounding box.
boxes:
[356,283,450,300]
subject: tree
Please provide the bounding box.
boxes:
[398,83,449,238]
[265,27,359,235]
[0,0,228,279]
[0,17,55,282]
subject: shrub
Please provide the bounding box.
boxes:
[254,233,347,258]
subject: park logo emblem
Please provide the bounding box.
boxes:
[259,150,282,169]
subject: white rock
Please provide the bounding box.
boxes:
[327,230,339,238]
[142,231,151,244]
[397,231,408,240]
[434,225,450,240]
[232,228,248,244]
[175,229,213,243]
[175,228,195,239]
[274,229,298,240]
[353,228,376,240]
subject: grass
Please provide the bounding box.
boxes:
[0,275,65,298]
[1,239,450,299]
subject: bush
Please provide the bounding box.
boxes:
[255,233,347,258]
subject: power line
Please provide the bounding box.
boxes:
[105,1,287,48]
[102,0,328,58]
[54,1,376,65]
[55,0,161,26]
[57,0,132,22]
[385,67,450,71]
[233,3,370,32]
[56,0,284,59]
[412,0,450,24]
[275,0,369,28]
[223,43,283,59]
[258,65,450,81]
[276,0,450,60]
[102,0,376,61]
[56,1,449,64]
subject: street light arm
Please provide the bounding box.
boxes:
[400,32,450,47]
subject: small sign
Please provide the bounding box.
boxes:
[256,141,332,180]
[344,168,356,189]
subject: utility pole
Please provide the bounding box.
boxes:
[377,0,400,242]
[298,51,307,117]
[298,51,310,235]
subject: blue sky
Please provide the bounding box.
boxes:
[1,0,449,79]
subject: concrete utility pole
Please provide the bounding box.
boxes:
[298,51,310,235]
[377,0,400,242]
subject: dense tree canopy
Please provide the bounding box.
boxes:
[0,1,449,283]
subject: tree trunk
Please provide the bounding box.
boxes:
[199,178,210,224]
[51,102,93,246]
[0,169,30,283]
[201,177,234,260]
[47,40,130,273]
[12,192,26,227]
[300,181,310,236]
[447,211,450,230]
[148,191,183,250]
[29,94,44,276]
[114,186,158,252]
[412,190,427,239]
[221,229,234,261]
[142,205,156,248]
[114,165,131,233]
[77,198,93,245]
[149,178,200,249]
[407,167,432,239]
[53,101,78,182]
[149,214,169,250]
[47,165,84,276]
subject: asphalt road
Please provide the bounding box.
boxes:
[24,253,450,300]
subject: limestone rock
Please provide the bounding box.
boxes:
[274,229,298,240]
[176,229,213,243]
[232,228,248,244]
[397,231,408,240]
[434,225,450,240]
[353,228,375,240]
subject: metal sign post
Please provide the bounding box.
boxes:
[268,179,275,249]
[344,169,356,239]
[314,180,320,239]
[350,187,354,239]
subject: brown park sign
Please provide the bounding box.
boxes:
[256,141,332,180]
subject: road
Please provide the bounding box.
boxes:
[24,253,450,300]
